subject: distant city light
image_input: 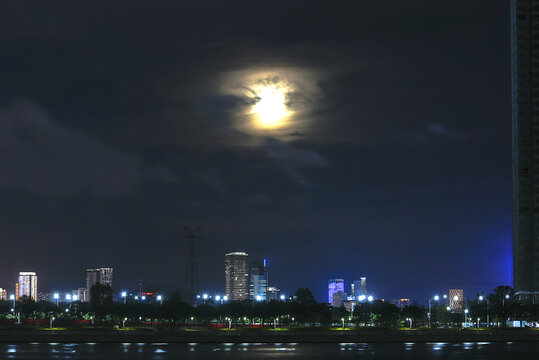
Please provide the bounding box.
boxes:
[223,296,228,301]
[196,295,201,299]
[134,296,139,300]
[53,293,59,299]
[453,295,459,301]
[358,295,366,301]
[215,295,221,301]
[280,295,285,300]
[256,295,262,301]
[367,295,374,302]
[203,294,208,300]
[141,296,146,301]
[9,295,14,300]
[66,294,71,301]
[73,295,78,301]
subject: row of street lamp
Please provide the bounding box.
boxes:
[427,293,511,328]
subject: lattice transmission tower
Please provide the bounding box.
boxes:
[183,225,202,304]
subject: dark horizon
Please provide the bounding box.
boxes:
[0,0,512,303]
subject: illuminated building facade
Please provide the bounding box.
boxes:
[86,268,113,295]
[224,252,249,301]
[267,286,282,301]
[18,272,38,301]
[448,289,463,312]
[328,279,344,305]
[352,277,367,299]
[249,260,268,301]
[511,0,539,304]
[0,288,6,301]
[73,288,88,302]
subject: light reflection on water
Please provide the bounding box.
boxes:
[0,342,536,359]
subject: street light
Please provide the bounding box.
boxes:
[341,317,345,330]
[256,295,262,301]
[66,294,71,301]
[367,295,374,302]
[121,291,127,304]
[9,294,15,308]
[429,295,440,328]
[464,309,469,325]
[223,296,228,301]
[73,295,78,301]
[503,294,510,325]
[280,295,286,301]
[141,295,146,301]
[157,295,163,304]
[53,293,59,306]
[358,295,366,302]
[406,318,412,330]
[215,295,221,301]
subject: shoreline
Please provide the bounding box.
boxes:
[1,329,538,343]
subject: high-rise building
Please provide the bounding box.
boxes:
[72,288,88,302]
[224,252,249,301]
[86,268,113,295]
[332,291,347,308]
[0,288,7,301]
[267,286,282,301]
[18,272,38,301]
[352,278,367,299]
[511,0,539,303]
[448,289,463,313]
[328,279,344,305]
[249,259,268,301]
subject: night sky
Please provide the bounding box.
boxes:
[0,0,511,303]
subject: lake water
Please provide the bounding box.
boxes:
[0,342,537,359]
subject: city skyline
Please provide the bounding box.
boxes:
[0,1,511,303]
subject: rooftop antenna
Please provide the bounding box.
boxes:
[183,225,202,304]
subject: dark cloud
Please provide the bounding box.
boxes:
[0,100,174,195]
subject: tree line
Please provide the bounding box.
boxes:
[1,285,538,328]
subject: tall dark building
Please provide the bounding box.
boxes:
[511,0,539,303]
[86,268,113,296]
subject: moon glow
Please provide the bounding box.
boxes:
[250,84,291,129]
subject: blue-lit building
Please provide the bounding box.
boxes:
[249,260,268,301]
[328,279,344,305]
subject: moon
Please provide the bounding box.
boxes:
[250,85,290,129]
